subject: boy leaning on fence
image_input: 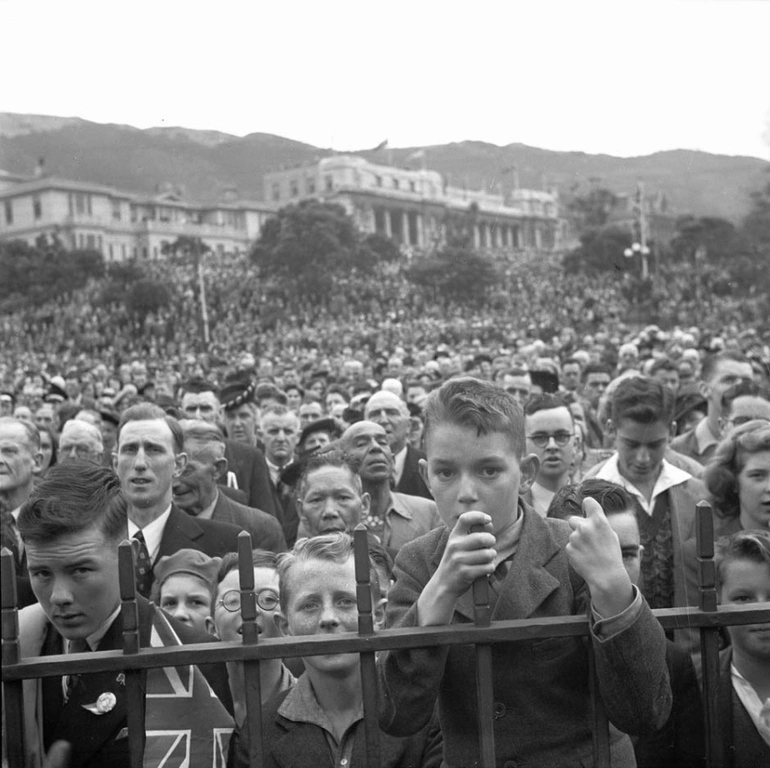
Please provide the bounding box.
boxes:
[377,377,673,768]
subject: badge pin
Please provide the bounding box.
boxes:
[116,673,125,686]
[82,691,117,715]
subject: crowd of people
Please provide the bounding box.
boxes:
[2,247,770,768]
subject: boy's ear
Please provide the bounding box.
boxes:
[669,421,678,440]
[204,616,217,637]
[606,419,617,443]
[274,611,290,636]
[359,491,371,519]
[518,453,540,495]
[418,458,431,492]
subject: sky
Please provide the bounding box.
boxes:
[1,0,768,159]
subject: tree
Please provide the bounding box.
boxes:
[161,235,211,266]
[406,246,499,305]
[565,187,619,233]
[562,226,634,275]
[126,279,170,319]
[250,200,388,300]
[0,237,104,308]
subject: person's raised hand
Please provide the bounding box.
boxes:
[417,510,496,626]
[566,497,633,616]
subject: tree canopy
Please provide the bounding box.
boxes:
[0,236,104,311]
[250,200,395,299]
[405,245,499,306]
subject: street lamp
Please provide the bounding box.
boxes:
[624,241,651,279]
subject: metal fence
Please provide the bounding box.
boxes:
[3,502,769,768]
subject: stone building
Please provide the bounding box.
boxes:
[264,155,563,252]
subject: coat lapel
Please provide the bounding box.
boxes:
[452,506,562,622]
[157,505,204,559]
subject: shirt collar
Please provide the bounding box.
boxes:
[278,673,363,730]
[695,417,720,453]
[68,604,122,652]
[392,445,407,484]
[596,454,692,515]
[494,500,526,566]
[387,491,412,520]
[196,491,219,521]
[127,504,172,562]
[529,483,556,518]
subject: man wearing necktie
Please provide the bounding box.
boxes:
[16,462,233,768]
[113,404,241,598]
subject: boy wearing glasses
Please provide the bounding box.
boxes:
[524,394,576,517]
[214,549,295,742]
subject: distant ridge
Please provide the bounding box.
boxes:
[1,112,767,221]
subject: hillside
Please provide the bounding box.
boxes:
[1,113,767,221]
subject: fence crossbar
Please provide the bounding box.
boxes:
[3,512,770,768]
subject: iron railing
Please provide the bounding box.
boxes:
[3,502,769,768]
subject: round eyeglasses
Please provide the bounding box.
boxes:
[216,589,280,613]
[526,432,574,448]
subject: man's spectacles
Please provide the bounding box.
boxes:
[527,432,574,448]
[216,589,280,613]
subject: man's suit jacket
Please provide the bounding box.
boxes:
[633,641,705,768]
[211,491,286,552]
[394,445,431,499]
[156,504,242,563]
[220,439,278,517]
[379,504,672,768]
[716,647,770,767]
[19,596,231,768]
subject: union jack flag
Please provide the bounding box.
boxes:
[143,611,234,768]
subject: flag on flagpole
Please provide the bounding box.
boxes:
[372,139,389,152]
[407,149,425,161]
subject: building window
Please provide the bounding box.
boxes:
[272,183,280,202]
[33,195,42,220]
[393,178,400,189]
[290,179,299,197]
[4,200,12,225]
[409,181,416,192]
[121,244,127,259]
[375,175,383,187]
[87,195,92,216]
[325,175,333,191]
[86,234,95,249]
[153,247,158,259]
[98,235,103,250]
[109,244,114,260]
[307,178,316,194]
[112,200,122,221]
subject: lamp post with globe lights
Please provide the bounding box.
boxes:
[624,241,651,280]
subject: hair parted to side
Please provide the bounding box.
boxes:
[18,461,127,543]
[705,419,770,520]
[701,351,749,383]
[547,479,635,521]
[715,529,770,592]
[217,548,279,586]
[276,532,380,612]
[611,376,675,426]
[422,377,525,456]
[118,403,184,453]
[524,393,570,418]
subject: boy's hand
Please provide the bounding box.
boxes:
[566,498,634,617]
[417,511,496,626]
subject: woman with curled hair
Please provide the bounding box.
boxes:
[704,419,770,535]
